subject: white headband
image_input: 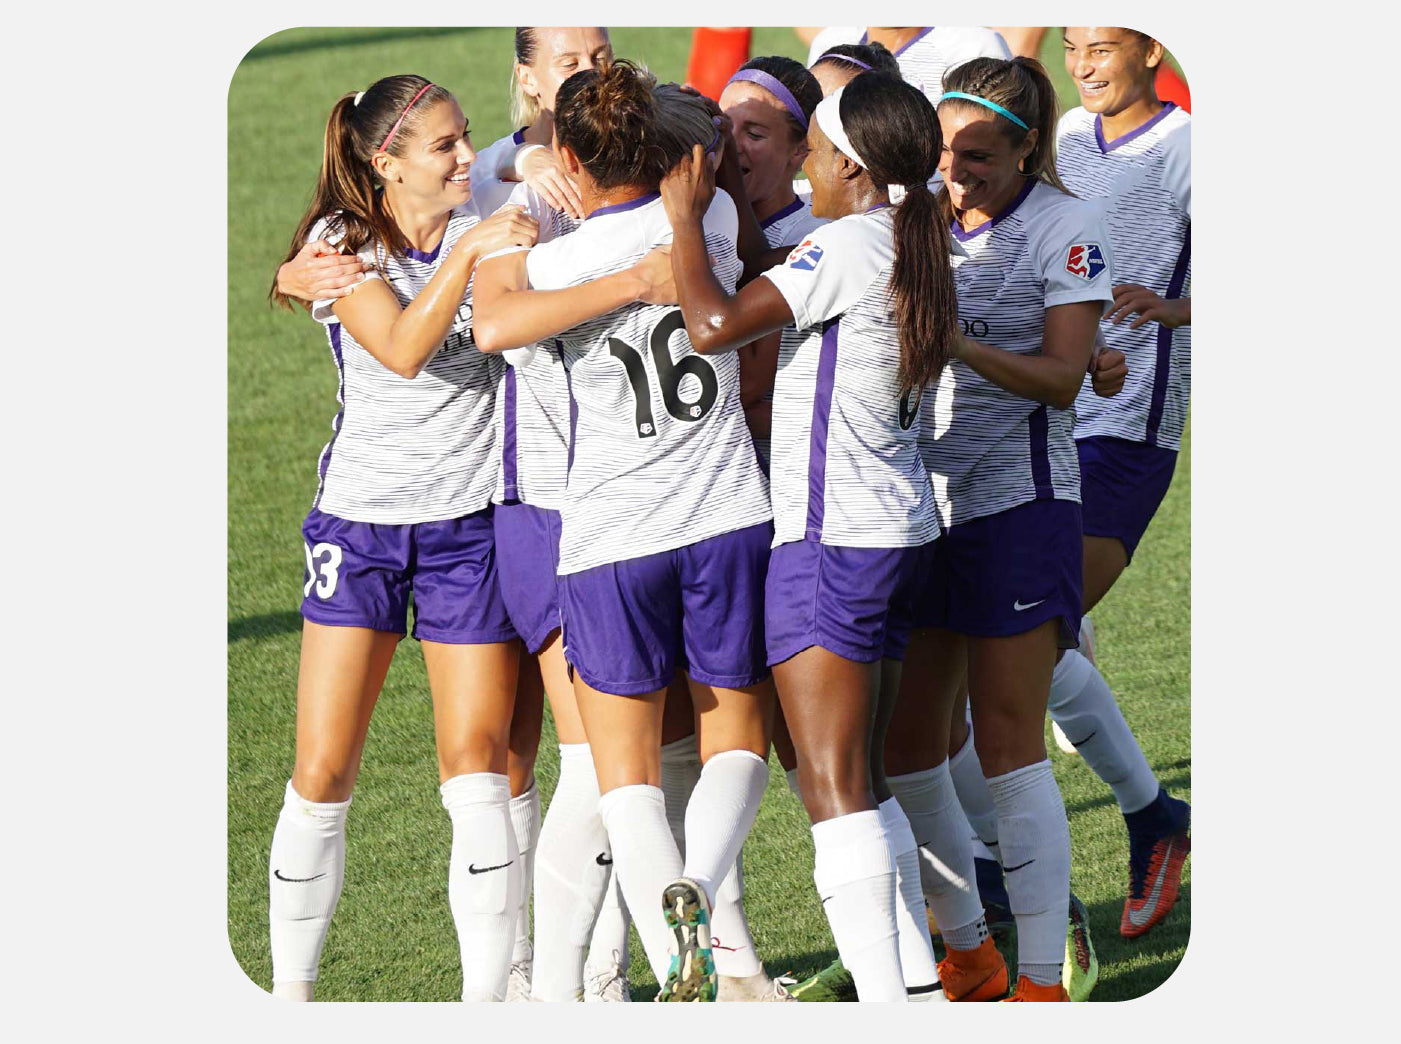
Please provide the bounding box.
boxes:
[354,91,365,106]
[814,86,909,204]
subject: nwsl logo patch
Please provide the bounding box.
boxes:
[1065,243,1106,280]
[787,238,825,271]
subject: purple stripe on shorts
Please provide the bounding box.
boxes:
[1028,404,1053,499]
[805,317,841,540]
[1145,225,1191,444]
[502,366,519,500]
[1095,102,1178,154]
[313,324,347,510]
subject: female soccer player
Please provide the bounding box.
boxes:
[659,71,958,1003]
[1052,25,1191,939]
[885,55,1118,1002]
[472,60,775,1003]
[807,41,899,96]
[805,26,1010,103]
[263,74,541,1002]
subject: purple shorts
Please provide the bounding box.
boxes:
[299,507,515,644]
[493,501,563,655]
[766,540,935,666]
[558,522,772,696]
[914,499,1083,649]
[1077,435,1179,562]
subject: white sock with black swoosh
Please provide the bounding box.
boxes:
[269,780,350,994]
[887,763,985,945]
[533,744,613,1001]
[1047,649,1160,814]
[986,760,1069,987]
[877,797,941,992]
[597,784,683,985]
[442,772,521,1001]
[509,780,540,966]
[949,723,1001,854]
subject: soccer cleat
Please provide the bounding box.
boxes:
[657,877,718,1001]
[505,956,533,1002]
[787,959,857,1002]
[1063,892,1099,1001]
[1121,790,1191,938]
[583,950,630,1002]
[936,936,1008,1002]
[718,971,798,1002]
[1001,975,1069,1001]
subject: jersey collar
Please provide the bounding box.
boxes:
[1095,102,1177,153]
[585,192,661,220]
[950,176,1035,242]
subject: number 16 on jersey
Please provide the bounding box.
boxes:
[608,309,718,438]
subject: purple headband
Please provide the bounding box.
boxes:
[819,52,872,72]
[725,68,809,130]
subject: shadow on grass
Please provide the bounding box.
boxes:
[1078,886,1191,1001]
[1062,765,1192,816]
[243,27,490,62]
[228,610,302,644]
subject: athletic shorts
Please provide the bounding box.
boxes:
[765,540,936,666]
[913,498,1083,649]
[1077,435,1179,562]
[493,500,563,655]
[299,506,515,644]
[558,521,772,696]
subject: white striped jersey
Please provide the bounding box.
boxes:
[807,27,1010,103]
[1057,104,1191,450]
[307,202,503,524]
[488,181,579,509]
[469,128,528,218]
[920,180,1114,528]
[755,196,829,468]
[762,207,939,549]
[524,190,772,575]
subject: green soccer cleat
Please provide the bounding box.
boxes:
[657,878,718,1002]
[1063,892,1100,1002]
[787,959,857,1002]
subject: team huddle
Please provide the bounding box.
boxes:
[264,25,1191,1003]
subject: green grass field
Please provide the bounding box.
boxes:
[228,26,1189,1002]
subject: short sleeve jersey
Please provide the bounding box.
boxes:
[488,181,579,509]
[920,180,1114,528]
[306,202,502,524]
[524,190,772,575]
[1057,104,1191,450]
[753,197,829,467]
[762,207,939,549]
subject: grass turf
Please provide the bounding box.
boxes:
[228,26,1189,1002]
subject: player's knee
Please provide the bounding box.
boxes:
[292,758,357,803]
[439,732,511,779]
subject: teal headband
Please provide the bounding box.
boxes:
[939,91,1030,131]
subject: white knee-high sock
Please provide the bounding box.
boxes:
[660,734,703,856]
[709,853,762,977]
[532,744,612,1000]
[586,866,631,974]
[986,761,1069,985]
[269,781,350,990]
[509,780,540,965]
[811,810,907,1003]
[681,750,768,903]
[597,784,683,985]
[1047,650,1159,814]
[877,797,940,992]
[887,764,984,940]
[949,726,1000,854]
[442,773,521,1002]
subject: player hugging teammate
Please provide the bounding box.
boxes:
[265,24,1190,1004]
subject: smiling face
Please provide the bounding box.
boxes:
[517,27,612,117]
[719,81,807,208]
[801,119,852,219]
[377,98,476,209]
[1063,26,1161,116]
[936,105,1034,219]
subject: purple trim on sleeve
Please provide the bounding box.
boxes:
[586,192,661,220]
[950,177,1035,242]
[502,366,520,500]
[760,197,805,229]
[805,317,841,541]
[313,324,347,510]
[1028,404,1053,499]
[1095,102,1177,154]
[893,27,933,57]
[1144,224,1191,444]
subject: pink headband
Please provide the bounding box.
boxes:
[378,82,435,152]
[725,68,809,130]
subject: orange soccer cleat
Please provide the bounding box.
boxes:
[1120,830,1191,938]
[1001,976,1069,1002]
[936,937,1008,1002]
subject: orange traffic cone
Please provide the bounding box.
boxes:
[1155,62,1190,112]
[685,27,752,102]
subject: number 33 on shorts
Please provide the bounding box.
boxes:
[304,541,343,599]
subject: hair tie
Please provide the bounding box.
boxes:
[705,117,722,155]
[813,86,868,169]
[725,68,810,130]
[938,91,1029,131]
[379,82,435,152]
[816,52,872,72]
[353,91,365,106]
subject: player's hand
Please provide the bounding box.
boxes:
[1090,345,1128,398]
[518,146,584,220]
[661,144,716,227]
[1107,284,1190,330]
[631,246,677,305]
[277,240,370,302]
[465,206,539,258]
